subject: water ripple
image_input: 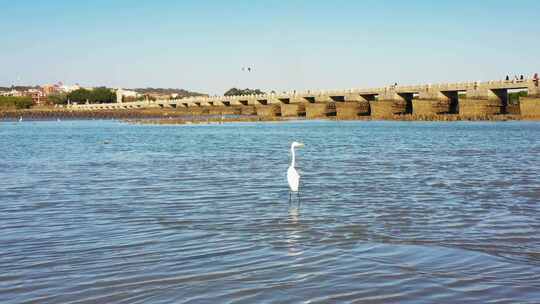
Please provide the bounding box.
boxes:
[1,120,540,303]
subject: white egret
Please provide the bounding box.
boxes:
[287,141,304,202]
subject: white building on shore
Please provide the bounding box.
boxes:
[59,84,81,93]
[115,88,141,103]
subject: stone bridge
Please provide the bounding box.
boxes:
[69,79,540,118]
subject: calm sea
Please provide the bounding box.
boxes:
[1,120,539,303]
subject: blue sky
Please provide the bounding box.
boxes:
[1,0,539,94]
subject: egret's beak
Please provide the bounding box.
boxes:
[298,143,305,147]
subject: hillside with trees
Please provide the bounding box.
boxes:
[224,88,265,96]
[0,86,40,92]
[132,88,207,98]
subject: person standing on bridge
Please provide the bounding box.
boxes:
[534,73,539,87]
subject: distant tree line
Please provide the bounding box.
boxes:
[224,88,265,96]
[50,87,116,105]
[132,88,207,98]
[47,93,69,105]
[0,96,33,109]
[0,85,40,92]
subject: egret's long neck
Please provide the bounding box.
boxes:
[290,146,296,168]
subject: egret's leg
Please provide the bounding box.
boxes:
[289,191,292,204]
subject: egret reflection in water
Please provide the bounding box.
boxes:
[286,206,304,257]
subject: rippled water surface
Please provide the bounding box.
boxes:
[1,120,540,303]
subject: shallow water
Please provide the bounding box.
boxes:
[1,120,539,303]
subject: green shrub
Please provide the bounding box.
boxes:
[48,93,68,105]
[67,87,116,104]
[0,96,34,109]
[508,91,527,104]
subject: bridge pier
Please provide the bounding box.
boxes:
[414,90,458,116]
[305,102,336,119]
[371,92,412,119]
[281,103,306,117]
[459,88,507,117]
[335,102,360,119]
[256,104,281,118]
[208,106,240,115]
[175,106,189,114]
[224,106,242,115]
[190,106,210,115]
[520,97,540,118]
[520,83,540,118]
[240,105,257,115]
[519,95,540,118]
[335,99,370,119]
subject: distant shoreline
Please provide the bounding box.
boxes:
[1,108,539,123]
